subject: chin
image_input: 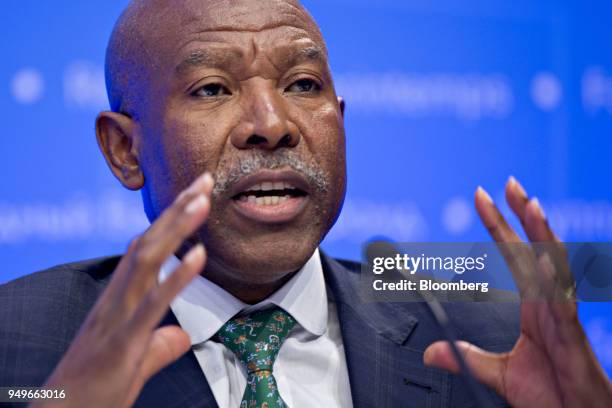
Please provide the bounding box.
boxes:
[198,179,343,286]
[202,221,323,285]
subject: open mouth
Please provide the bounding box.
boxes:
[232,181,307,205]
[228,170,311,223]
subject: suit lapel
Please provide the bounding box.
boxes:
[321,252,450,407]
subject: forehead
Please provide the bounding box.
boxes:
[148,0,326,67]
[176,0,316,33]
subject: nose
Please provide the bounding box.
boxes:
[231,82,300,150]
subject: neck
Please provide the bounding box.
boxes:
[208,268,297,304]
[175,241,308,303]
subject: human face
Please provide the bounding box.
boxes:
[135,0,346,292]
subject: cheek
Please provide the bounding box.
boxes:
[305,102,346,176]
[291,101,347,218]
[162,112,229,178]
[141,110,231,210]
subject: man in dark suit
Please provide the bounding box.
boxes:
[1,0,610,407]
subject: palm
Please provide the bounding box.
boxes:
[424,177,612,407]
[502,304,565,407]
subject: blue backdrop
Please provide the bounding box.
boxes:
[1,0,611,374]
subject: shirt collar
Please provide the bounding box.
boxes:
[159,248,328,345]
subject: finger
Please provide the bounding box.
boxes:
[505,176,529,227]
[524,200,575,299]
[138,172,213,250]
[524,197,558,243]
[537,253,577,322]
[125,173,213,295]
[141,325,191,380]
[505,177,559,243]
[105,236,141,289]
[424,340,507,397]
[155,244,206,314]
[128,243,206,332]
[91,237,142,317]
[475,186,521,243]
[535,251,562,299]
[135,171,213,262]
[506,177,558,243]
[125,325,191,406]
[475,187,538,296]
[524,198,556,267]
[504,177,574,302]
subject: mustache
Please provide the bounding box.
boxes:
[212,150,329,197]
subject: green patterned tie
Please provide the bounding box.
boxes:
[216,307,296,408]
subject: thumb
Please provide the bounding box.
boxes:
[124,326,191,407]
[141,325,192,379]
[424,340,508,397]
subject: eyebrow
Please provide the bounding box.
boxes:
[175,47,244,74]
[175,44,327,75]
[284,45,326,67]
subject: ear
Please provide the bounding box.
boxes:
[95,111,144,190]
[337,96,346,117]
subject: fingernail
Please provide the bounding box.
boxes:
[184,243,205,265]
[531,197,546,219]
[203,172,214,189]
[185,194,208,214]
[178,173,213,203]
[476,186,493,203]
[188,172,211,192]
[508,175,527,198]
[423,347,436,363]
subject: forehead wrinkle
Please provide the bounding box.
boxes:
[255,42,282,78]
[179,0,315,32]
[175,28,327,77]
[184,20,316,36]
[243,39,327,80]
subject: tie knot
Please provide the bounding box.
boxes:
[216,306,296,374]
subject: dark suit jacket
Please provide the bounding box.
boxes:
[0,252,520,407]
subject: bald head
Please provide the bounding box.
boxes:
[104,0,327,115]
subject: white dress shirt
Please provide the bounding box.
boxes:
[159,249,354,408]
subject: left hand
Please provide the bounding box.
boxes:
[423,177,612,407]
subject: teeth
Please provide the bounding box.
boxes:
[246,181,296,192]
[238,181,299,206]
[242,194,290,206]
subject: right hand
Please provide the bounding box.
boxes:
[32,172,214,408]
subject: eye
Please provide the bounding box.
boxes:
[285,78,321,94]
[192,83,231,98]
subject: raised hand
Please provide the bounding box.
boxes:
[31,172,214,408]
[423,177,612,407]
